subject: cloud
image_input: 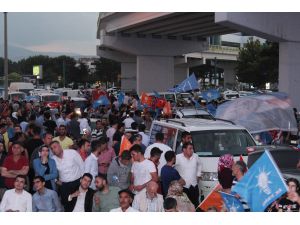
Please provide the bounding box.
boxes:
[25,40,98,56]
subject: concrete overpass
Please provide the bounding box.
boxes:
[97,12,237,93]
[97,12,300,109]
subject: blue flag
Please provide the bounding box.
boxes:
[169,73,199,93]
[220,192,244,212]
[93,95,110,109]
[201,89,220,102]
[232,150,288,212]
[117,92,125,106]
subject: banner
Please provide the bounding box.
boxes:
[201,89,220,102]
[169,73,199,93]
[140,92,153,107]
[220,192,244,212]
[117,92,125,106]
[92,95,110,109]
[232,150,288,212]
[119,135,132,156]
[198,184,224,212]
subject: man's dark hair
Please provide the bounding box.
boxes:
[95,174,107,183]
[29,114,36,121]
[59,124,67,129]
[32,125,41,136]
[82,173,93,181]
[91,139,101,152]
[165,150,176,162]
[44,111,51,120]
[138,124,146,132]
[15,175,27,184]
[129,144,143,154]
[181,131,191,139]
[78,139,90,148]
[235,160,247,174]
[164,197,177,210]
[42,131,53,139]
[49,140,60,147]
[121,150,131,160]
[117,122,125,130]
[34,176,45,183]
[131,122,138,130]
[182,142,193,150]
[155,132,164,142]
[135,110,141,117]
[150,147,163,158]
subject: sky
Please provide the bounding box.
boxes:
[0,12,98,56]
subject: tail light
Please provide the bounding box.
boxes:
[246,147,255,154]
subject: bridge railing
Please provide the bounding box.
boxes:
[207,45,240,54]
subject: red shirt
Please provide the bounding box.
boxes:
[2,155,29,188]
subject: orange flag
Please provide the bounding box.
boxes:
[197,183,224,212]
[119,135,132,156]
[140,92,153,106]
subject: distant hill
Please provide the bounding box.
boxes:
[0,44,95,62]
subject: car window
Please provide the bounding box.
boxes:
[150,124,177,149]
[191,129,256,157]
[164,94,175,102]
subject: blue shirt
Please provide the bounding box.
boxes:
[32,188,62,212]
[160,165,181,197]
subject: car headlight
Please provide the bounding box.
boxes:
[201,172,218,181]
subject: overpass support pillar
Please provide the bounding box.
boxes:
[219,62,236,89]
[121,62,136,92]
[136,56,174,94]
[279,42,300,109]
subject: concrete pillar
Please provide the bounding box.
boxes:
[279,42,300,109]
[174,65,189,85]
[121,62,136,92]
[136,56,174,94]
[219,62,236,89]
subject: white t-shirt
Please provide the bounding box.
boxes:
[144,143,172,176]
[0,189,32,212]
[123,117,135,129]
[131,159,156,188]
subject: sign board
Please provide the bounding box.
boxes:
[33,65,43,79]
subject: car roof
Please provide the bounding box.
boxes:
[176,108,210,116]
[71,97,87,101]
[153,118,246,132]
[38,93,60,96]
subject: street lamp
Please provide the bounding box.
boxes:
[3,12,8,100]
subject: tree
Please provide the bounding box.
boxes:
[236,38,279,88]
[93,58,121,84]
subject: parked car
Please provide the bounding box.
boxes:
[149,118,256,198]
[174,107,214,119]
[247,145,300,182]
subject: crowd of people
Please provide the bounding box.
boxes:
[0,93,299,212]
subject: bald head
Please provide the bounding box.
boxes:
[146,181,158,199]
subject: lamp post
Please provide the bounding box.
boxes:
[3,12,8,99]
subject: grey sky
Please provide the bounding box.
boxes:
[0,12,98,55]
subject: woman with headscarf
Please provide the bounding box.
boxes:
[33,145,58,191]
[166,180,195,212]
[217,154,234,193]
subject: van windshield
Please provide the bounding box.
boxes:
[191,129,256,157]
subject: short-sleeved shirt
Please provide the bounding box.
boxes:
[160,165,181,196]
[53,136,74,150]
[131,159,156,190]
[2,155,29,188]
[98,148,116,175]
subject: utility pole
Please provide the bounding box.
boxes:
[214,57,217,87]
[4,12,8,99]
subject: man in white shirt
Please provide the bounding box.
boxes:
[106,120,118,148]
[129,144,158,193]
[144,132,172,175]
[110,189,138,212]
[67,173,95,212]
[50,140,84,211]
[84,140,102,190]
[175,142,202,208]
[123,112,135,129]
[138,124,150,147]
[0,175,32,212]
[132,181,164,212]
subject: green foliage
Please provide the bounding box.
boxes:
[236,38,279,88]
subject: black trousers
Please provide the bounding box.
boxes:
[183,185,200,208]
[60,178,81,211]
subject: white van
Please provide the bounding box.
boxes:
[9,82,34,95]
[8,91,26,102]
[54,88,83,100]
[146,92,193,104]
[222,90,240,100]
[149,118,256,198]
